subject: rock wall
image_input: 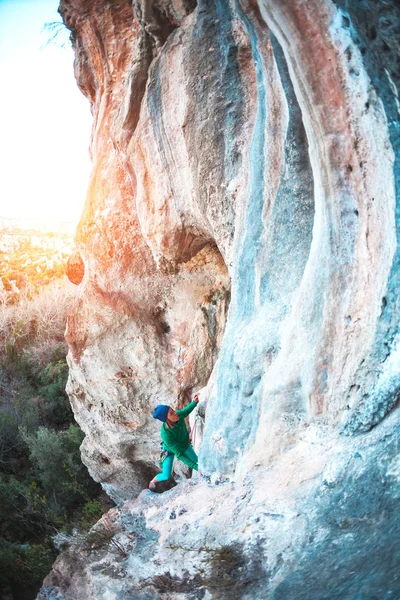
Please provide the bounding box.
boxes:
[39,0,400,597]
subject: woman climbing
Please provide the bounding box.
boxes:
[149,392,200,491]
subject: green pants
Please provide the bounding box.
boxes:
[155,445,198,482]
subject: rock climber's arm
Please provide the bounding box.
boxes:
[164,440,198,470]
[177,400,198,419]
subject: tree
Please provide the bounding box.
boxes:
[38,359,73,426]
[22,425,99,515]
[0,413,27,474]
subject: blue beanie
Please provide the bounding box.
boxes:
[153,404,170,422]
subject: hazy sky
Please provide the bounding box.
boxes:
[0,0,92,224]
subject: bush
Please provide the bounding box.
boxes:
[61,425,100,507]
[0,243,108,596]
[22,427,65,495]
[13,394,41,433]
[80,499,104,530]
[39,359,73,426]
[0,413,28,474]
[0,476,30,540]
[0,365,8,396]
[22,425,99,515]
[0,283,73,374]
[0,536,56,591]
[0,476,59,542]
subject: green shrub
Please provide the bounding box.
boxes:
[61,425,99,506]
[22,427,65,494]
[18,542,57,584]
[80,499,104,530]
[0,536,56,589]
[14,394,41,432]
[0,537,18,585]
[0,476,29,540]
[0,476,61,542]
[43,391,73,426]
[22,425,99,515]
[0,273,108,596]
[0,413,28,474]
[39,359,68,388]
[0,365,8,395]
[39,359,73,426]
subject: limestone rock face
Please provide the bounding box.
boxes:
[37,414,400,599]
[44,0,400,597]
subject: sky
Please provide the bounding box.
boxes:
[0,0,92,224]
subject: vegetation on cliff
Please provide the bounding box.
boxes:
[0,233,105,600]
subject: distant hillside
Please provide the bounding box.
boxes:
[0,223,75,303]
[0,217,76,235]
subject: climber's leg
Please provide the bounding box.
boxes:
[155,453,175,482]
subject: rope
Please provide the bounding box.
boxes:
[191,417,197,449]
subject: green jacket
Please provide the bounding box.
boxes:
[160,401,198,470]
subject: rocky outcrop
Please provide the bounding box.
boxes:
[37,411,400,599]
[43,0,400,597]
[66,250,85,285]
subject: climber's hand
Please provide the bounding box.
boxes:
[193,393,200,403]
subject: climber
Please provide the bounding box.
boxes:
[149,392,200,491]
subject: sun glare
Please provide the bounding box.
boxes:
[0,0,92,227]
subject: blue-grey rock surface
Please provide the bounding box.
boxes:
[42,0,400,597]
